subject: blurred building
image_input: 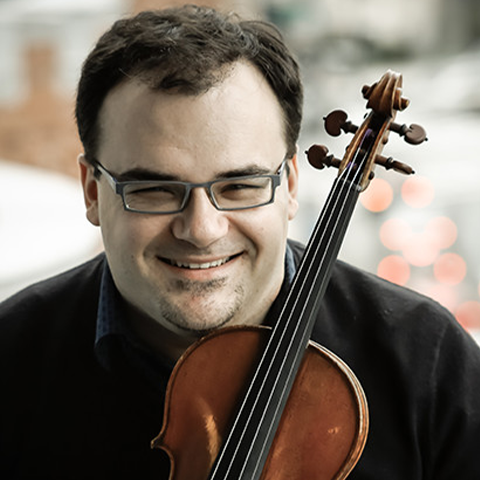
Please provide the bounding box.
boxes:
[1,0,479,175]
[0,0,479,337]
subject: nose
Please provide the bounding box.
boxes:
[171,187,229,248]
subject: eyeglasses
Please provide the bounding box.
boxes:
[88,158,288,214]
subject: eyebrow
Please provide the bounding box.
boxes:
[115,168,178,182]
[114,163,274,182]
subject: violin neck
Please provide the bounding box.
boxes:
[208,173,361,480]
[282,173,361,342]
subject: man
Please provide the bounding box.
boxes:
[1,5,479,479]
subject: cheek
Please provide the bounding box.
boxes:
[239,205,289,258]
[99,208,160,258]
[100,219,134,264]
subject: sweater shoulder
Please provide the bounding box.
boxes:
[0,254,105,336]
[287,238,456,328]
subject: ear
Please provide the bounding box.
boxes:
[78,154,100,226]
[286,153,299,221]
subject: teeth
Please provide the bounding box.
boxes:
[173,257,231,270]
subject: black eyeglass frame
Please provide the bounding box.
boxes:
[88,157,289,214]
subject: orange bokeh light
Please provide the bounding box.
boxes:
[361,178,394,213]
[455,301,480,330]
[403,232,440,267]
[379,218,412,251]
[422,284,458,312]
[377,255,410,286]
[434,253,467,285]
[379,216,457,268]
[401,176,435,208]
[425,216,457,250]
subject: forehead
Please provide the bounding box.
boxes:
[97,61,287,176]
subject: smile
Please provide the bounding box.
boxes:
[164,255,236,270]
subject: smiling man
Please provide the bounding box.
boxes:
[1,5,480,480]
[80,61,299,359]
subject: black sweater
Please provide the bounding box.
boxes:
[1,241,480,479]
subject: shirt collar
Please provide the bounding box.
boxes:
[96,263,128,341]
[284,241,296,285]
[95,264,176,390]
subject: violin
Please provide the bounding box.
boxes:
[151,70,427,479]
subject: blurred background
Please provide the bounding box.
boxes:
[1,0,479,342]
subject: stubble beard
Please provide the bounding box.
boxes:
[157,277,245,336]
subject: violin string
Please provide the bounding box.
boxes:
[209,172,353,478]
[212,136,371,479]
[274,130,374,361]
[251,171,364,478]
[250,136,372,426]
[246,158,365,478]
[215,155,366,479]
[246,160,364,478]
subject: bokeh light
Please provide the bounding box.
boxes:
[402,232,441,267]
[360,178,394,212]
[401,176,435,208]
[379,216,457,269]
[455,301,480,331]
[425,216,457,250]
[434,252,467,286]
[379,218,412,251]
[419,283,458,312]
[377,255,410,285]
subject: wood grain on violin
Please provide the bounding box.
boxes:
[152,70,426,480]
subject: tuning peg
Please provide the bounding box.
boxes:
[306,144,415,177]
[375,154,414,175]
[389,122,427,145]
[361,83,376,101]
[393,89,410,111]
[305,144,342,170]
[323,110,358,137]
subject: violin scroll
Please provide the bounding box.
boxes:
[362,70,409,115]
[307,70,426,190]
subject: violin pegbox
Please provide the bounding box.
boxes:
[306,70,427,189]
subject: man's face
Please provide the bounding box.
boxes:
[80,61,299,343]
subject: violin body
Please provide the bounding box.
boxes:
[152,325,368,480]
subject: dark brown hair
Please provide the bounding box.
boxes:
[75,4,303,160]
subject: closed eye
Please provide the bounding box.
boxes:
[129,184,177,194]
[221,182,264,191]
